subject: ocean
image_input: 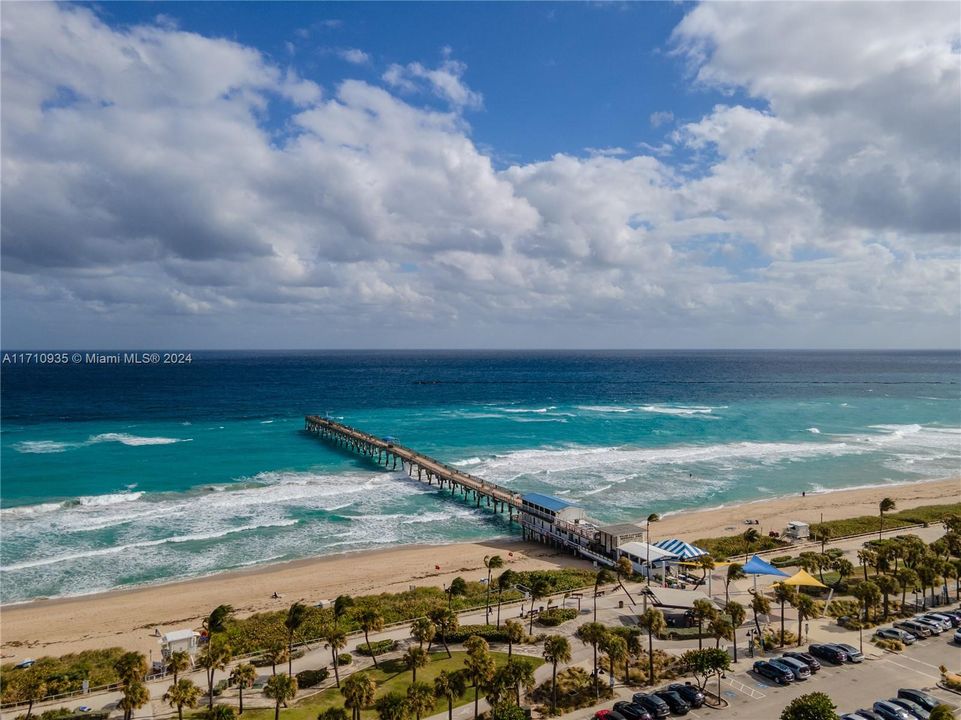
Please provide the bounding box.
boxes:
[1,350,958,604]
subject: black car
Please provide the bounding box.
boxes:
[666,683,705,709]
[782,650,821,672]
[752,660,793,685]
[808,643,847,664]
[613,701,653,720]
[631,694,670,719]
[653,690,690,715]
[896,690,940,713]
[855,711,884,720]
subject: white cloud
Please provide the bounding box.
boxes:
[649,110,673,127]
[338,48,370,65]
[1,1,958,349]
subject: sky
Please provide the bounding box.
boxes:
[1,1,959,350]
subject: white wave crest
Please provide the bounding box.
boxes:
[807,427,821,434]
[637,405,722,416]
[13,440,80,454]
[576,405,632,413]
[88,433,189,447]
[453,457,483,467]
[77,491,144,507]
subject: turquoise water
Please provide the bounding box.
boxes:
[1,351,958,603]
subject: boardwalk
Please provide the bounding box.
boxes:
[304,415,524,522]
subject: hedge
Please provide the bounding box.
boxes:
[336,653,352,666]
[446,625,512,643]
[536,608,577,627]
[355,640,397,657]
[295,668,330,688]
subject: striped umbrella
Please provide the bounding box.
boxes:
[652,538,708,560]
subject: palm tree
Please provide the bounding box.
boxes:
[119,681,149,720]
[772,584,797,646]
[817,526,832,554]
[433,670,468,720]
[406,681,435,720]
[403,646,430,683]
[285,602,310,676]
[446,577,468,608]
[324,624,348,688]
[725,563,745,604]
[483,555,505,623]
[168,650,191,684]
[575,621,607,698]
[593,568,615,619]
[615,556,636,604]
[504,619,524,658]
[496,569,518,627]
[917,563,939,607]
[542,635,572,714]
[16,671,47,720]
[341,672,376,720]
[750,592,771,639]
[691,599,717,650]
[197,639,233,709]
[619,627,643,683]
[504,658,535,706]
[696,555,716,583]
[600,633,626,685]
[854,580,882,623]
[114,651,149,686]
[896,567,920,610]
[358,608,385,668]
[793,595,818,646]
[637,607,666,686]
[833,558,855,590]
[207,703,237,720]
[263,641,289,677]
[164,678,201,720]
[231,663,257,714]
[875,574,900,619]
[464,636,495,720]
[410,617,436,651]
[264,674,298,720]
[724,600,746,662]
[319,709,350,720]
[742,528,760,560]
[857,548,878,581]
[879,497,896,539]
[375,692,410,720]
[334,595,355,623]
[528,577,551,634]
[428,608,458,659]
[708,615,733,650]
[205,604,235,634]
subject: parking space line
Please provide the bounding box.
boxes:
[879,657,940,681]
[896,653,945,671]
[727,676,766,700]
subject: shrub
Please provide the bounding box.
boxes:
[336,653,352,666]
[692,535,788,560]
[536,608,577,627]
[530,667,612,715]
[0,648,129,700]
[295,668,330,688]
[770,556,796,568]
[446,624,512,643]
[872,638,903,652]
[355,640,397,657]
[251,649,305,668]
[761,629,798,649]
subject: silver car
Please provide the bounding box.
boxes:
[911,617,944,635]
[875,627,916,644]
[776,655,812,680]
[920,613,952,630]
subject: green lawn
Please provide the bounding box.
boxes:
[242,651,541,720]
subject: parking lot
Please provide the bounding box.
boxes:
[683,633,961,718]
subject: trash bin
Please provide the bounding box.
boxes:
[618,600,624,609]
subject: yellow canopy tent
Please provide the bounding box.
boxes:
[780,569,827,588]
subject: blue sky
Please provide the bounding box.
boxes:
[1,2,958,349]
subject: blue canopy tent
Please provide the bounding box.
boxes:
[743,554,789,590]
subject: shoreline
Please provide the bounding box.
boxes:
[1,476,958,659]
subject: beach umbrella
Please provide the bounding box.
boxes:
[653,538,708,560]
[781,569,827,588]
[742,554,789,590]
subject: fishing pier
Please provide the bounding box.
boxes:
[304,415,631,566]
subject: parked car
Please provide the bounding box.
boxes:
[855,711,884,720]
[652,690,690,715]
[613,701,653,720]
[919,614,953,630]
[752,660,793,685]
[631,694,670,719]
[841,714,877,720]
[954,628,961,644]
[936,609,961,626]
[13,659,35,669]
[665,684,704,709]
[809,643,847,663]
[888,698,930,720]
[594,710,627,720]
[772,656,810,680]
[894,620,933,638]
[911,617,944,635]
[782,650,821,672]
[875,627,917,644]
[835,643,864,663]
[872,701,911,720]
[896,690,941,713]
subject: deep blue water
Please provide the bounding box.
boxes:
[1,350,959,603]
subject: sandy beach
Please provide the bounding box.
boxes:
[2,476,957,660]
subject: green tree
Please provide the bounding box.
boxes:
[465,636,495,720]
[637,607,666,686]
[593,568,615,620]
[575,621,607,697]
[707,615,733,649]
[13,670,47,720]
[496,569,518,627]
[164,678,202,720]
[503,658,535,706]
[318,708,350,720]
[341,672,376,720]
[527,577,551,634]
[615,556,636,604]
[114,651,149,686]
[679,648,730,697]
[794,595,819,646]
[857,548,877,582]
[542,635,572,714]
[447,577,468,608]
[208,703,238,720]
[691,599,718,650]
[375,692,409,720]
[875,574,900,619]
[428,608,459,659]
[504,620,524,658]
[358,608,385,669]
[853,580,882,623]
[230,663,257,714]
[724,600,746,662]
[600,633,626,685]
[724,563,745,604]
[484,555,505,623]
[403,646,430,683]
[695,555,716,583]
[197,638,233,709]
[324,624,348,688]
[879,497,896,539]
[433,669,468,720]
[779,691,840,720]
[264,674,298,720]
[119,681,150,720]
[284,602,310,676]
[334,595,354,622]
[816,526,833,555]
[930,706,955,720]
[772,584,798,646]
[742,528,761,558]
[410,617,436,652]
[263,640,289,677]
[896,567,920,609]
[205,605,234,634]
[168,650,192,684]
[750,592,771,639]
[406,680,435,720]
[832,558,855,590]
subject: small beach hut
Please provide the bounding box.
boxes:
[781,568,827,589]
[742,554,789,590]
[784,521,810,540]
[653,538,708,560]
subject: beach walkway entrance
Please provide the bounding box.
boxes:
[304,415,524,523]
